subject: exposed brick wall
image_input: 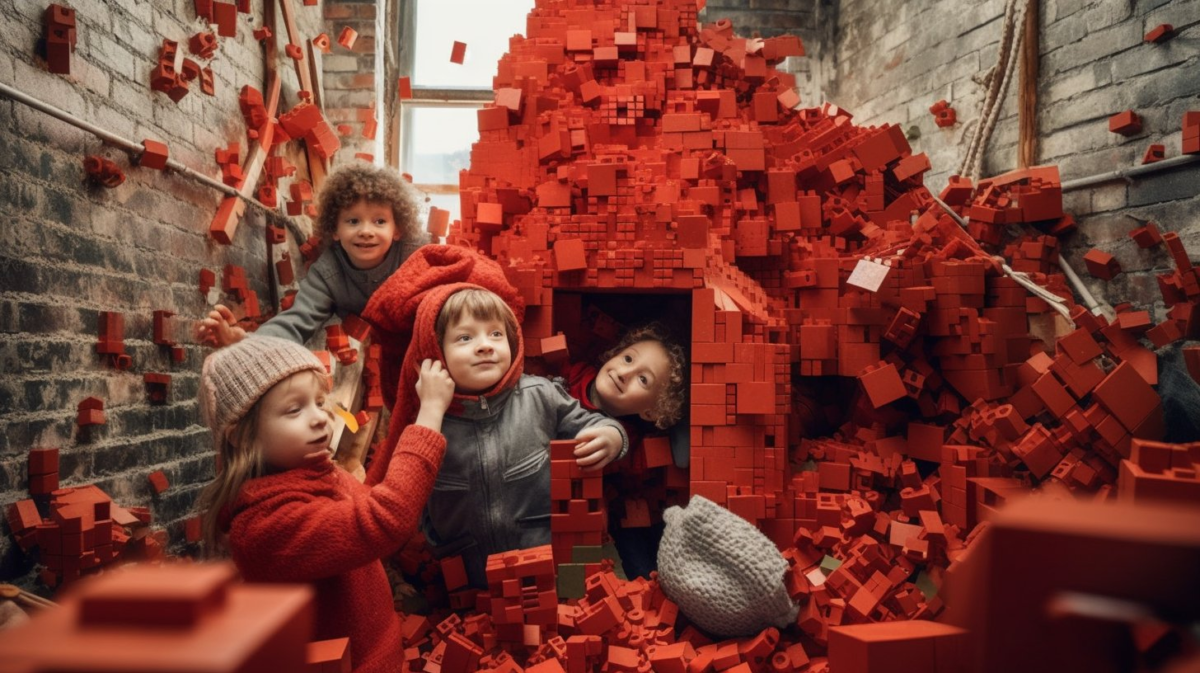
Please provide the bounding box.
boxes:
[322,0,385,165]
[829,0,1200,320]
[0,0,326,590]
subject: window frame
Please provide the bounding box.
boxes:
[395,0,500,211]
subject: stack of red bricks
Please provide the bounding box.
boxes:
[7,481,163,589]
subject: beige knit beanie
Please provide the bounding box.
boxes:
[199,335,326,434]
[656,495,799,639]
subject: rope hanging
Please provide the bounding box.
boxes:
[958,0,1032,183]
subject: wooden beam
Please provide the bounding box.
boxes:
[1018,0,1040,169]
[278,0,328,187]
[209,74,281,244]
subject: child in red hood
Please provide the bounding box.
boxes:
[368,281,628,588]
[195,335,453,673]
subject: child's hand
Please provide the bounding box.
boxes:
[415,359,455,416]
[573,426,623,472]
[196,305,247,348]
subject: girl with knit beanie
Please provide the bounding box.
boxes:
[195,335,453,673]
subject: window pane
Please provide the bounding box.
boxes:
[413,0,534,88]
[404,105,480,185]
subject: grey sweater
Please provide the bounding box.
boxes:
[423,374,628,588]
[256,237,426,344]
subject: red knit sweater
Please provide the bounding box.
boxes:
[222,424,445,673]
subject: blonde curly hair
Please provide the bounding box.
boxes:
[601,321,688,429]
[315,164,422,243]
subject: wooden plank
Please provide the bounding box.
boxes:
[328,333,373,481]
[307,40,325,113]
[278,0,328,187]
[209,74,282,243]
[1018,0,1039,169]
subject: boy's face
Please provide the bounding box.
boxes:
[441,313,513,395]
[594,340,671,421]
[253,371,333,470]
[333,200,398,270]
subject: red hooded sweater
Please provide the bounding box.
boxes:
[221,424,445,673]
[362,245,524,412]
[362,245,524,487]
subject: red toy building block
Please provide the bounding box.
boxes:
[829,621,967,673]
[96,311,131,369]
[1108,110,1142,136]
[29,447,59,476]
[153,309,175,346]
[140,139,170,170]
[859,362,907,409]
[312,33,331,54]
[199,268,216,297]
[929,100,956,128]
[427,207,451,238]
[450,40,467,64]
[42,4,77,75]
[77,396,105,427]
[398,76,412,100]
[1185,347,1200,385]
[83,155,125,188]
[188,31,218,58]
[1144,23,1173,43]
[0,563,313,671]
[147,470,170,495]
[145,373,171,404]
[308,637,352,673]
[276,252,296,286]
[27,447,60,496]
[1184,111,1200,155]
[944,498,1200,673]
[7,499,41,543]
[337,26,358,50]
[554,238,587,272]
[1141,143,1165,164]
[150,39,190,103]
[213,1,237,37]
[1082,248,1120,280]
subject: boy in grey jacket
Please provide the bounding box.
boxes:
[372,283,627,588]
[197,164,427,347]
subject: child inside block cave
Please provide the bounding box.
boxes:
[550,293,691,579]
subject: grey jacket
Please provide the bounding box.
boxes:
[256,237,426,344]
[424,374,627,588]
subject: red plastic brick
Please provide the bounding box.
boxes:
[1082,248,1121,280]
[147,470,170,495]
[1108,110,1142,136]
[1144,24,1173,43]
[140,139,170,170]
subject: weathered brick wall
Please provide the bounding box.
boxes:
[829,0,1200,318]
[323,0,385,164]
[0,0,334,590]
